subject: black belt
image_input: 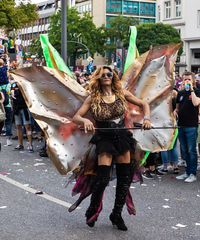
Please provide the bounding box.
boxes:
[95,117,125,129]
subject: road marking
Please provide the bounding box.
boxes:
[0,174,80,210]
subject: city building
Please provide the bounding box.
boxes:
[15,0,30,5]
[75,0,156,65]
[19,0,156,65]
[75,0,156,26]
[157,0,200,74]
[19,0,56,49]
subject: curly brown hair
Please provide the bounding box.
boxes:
[88,66,126,116]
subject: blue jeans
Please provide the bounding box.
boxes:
[178,127,198,175]
[5,107,12,136]
[161,140,178,167]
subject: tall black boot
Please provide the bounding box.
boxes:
[85,165,111,227]
[110,163,131,231]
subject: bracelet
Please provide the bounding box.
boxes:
[191,90,194,92]
[144,116,151,121]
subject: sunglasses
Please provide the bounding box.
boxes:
[101,72,113,79]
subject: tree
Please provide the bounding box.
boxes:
[29,38,43,59]
[48,7,107,64]
[136,23,181,54]
[105,16,139,64]
[0,0,38,34]
[106,16,139,51]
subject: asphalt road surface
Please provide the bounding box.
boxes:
[0,137,200,240]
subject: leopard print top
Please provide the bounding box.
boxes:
[91,97,125,121]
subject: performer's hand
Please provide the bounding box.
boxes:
[83,119,95,133]
[173,109,178,118]
[142,119,151,130]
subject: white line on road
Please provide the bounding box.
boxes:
[0,174,80,210]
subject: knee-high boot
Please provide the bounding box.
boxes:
[85,165,111,227]
[110,163,131,231]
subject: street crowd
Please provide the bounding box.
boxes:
[0,53,200,183]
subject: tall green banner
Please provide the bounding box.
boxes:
[40,34,74,78]
[124,26,138,73]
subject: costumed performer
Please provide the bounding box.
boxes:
[72,66,152,231]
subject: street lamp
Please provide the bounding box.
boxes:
[61,0,67,64]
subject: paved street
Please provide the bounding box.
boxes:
[1,136,200,240]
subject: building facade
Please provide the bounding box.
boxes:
[19,0,56,49]
[75,0,156,27]
[19,0,156,65]
[75,0,156,65]
[157,0,200,74]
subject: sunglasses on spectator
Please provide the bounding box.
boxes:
[101,72,113,79]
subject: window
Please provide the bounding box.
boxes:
[157,5,161,22]
[198,10,200,27]
[106,0,122,14]
[140,18,155,24]
[194,52,200,58]
[88,3,92,11]
[164,1,171,19]
[140,3,156,17]
[123,1,139,15]
[175,0,181,18]
[176,28,181,35]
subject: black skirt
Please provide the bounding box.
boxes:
[90,118,136,156]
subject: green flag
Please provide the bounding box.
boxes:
[40,34,74,78]
[124,26,138,73]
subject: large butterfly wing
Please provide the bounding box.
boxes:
[12,66,92,174]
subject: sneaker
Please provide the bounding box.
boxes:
[14,145,24,151]
[176,172,188,180]
[173,168,180,174]
[157,168,168,175]
[184,174,197,183]
[142,170,154,180]
[39,150,48,157]
[4,139,12,146]
[178,160,186,167]
[27,145,34,153]
[151,169,164,176]
[11,135,18,140]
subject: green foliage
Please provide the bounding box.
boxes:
[0,0,38,33]
[29,38,43,58]
[106,16,139,51]
[137,23,181,54]
[48,7,107,58]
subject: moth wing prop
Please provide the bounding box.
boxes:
[12,44,181,175]
[12,66,92,174]
[122,43,182,152]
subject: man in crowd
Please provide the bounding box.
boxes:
[175,72,200,183]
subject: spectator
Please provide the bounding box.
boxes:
[0,92,5,150]
[12,82,33,152]
[0,59,9,85]
[175,72,200,183]
[0,92,5,132]
[142,153,163,179]
[159,89,179,174]
[175,72,182,90]
[0,60,13,146]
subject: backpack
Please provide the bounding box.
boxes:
[1,85,9,106]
